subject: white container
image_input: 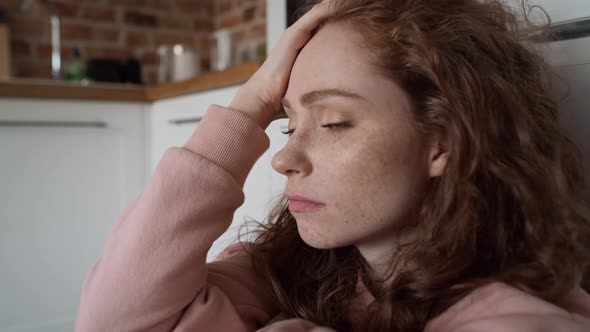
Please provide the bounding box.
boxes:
[210,29,233,71]
[157,44,201,83]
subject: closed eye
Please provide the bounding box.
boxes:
[322,121,352,131]
[280,121,352,136]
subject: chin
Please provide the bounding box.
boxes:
[296,223,353,250]
[300,236,334,249]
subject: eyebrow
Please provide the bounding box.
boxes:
[282,88,369,110]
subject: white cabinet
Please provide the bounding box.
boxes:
[0,98,147,332]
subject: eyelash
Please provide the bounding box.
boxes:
[280,122,352,136]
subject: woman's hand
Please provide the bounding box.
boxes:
[228,0,333,129]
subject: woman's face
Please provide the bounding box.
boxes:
[272,22,446,261]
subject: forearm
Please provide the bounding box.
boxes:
[75,105,271,331]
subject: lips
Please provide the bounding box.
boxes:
[286,194,323,204]
[286,194,325,213]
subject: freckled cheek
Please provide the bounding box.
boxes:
[329,140,413,203]
[320,150,385,212]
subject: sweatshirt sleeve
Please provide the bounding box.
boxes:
[75,105,277,331]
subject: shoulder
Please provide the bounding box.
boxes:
[425,282,590,332]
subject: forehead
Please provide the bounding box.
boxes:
[288,22,373,88]
[285,22,399,109]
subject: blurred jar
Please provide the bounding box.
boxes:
[210,29,233,71]
[0,8,11,80]
[157,44,202,83]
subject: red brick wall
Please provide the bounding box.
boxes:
[1,0,266,84]
[214,0,266,65]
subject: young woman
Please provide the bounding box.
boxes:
[75,0,590,331]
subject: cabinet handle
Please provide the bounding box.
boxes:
[169,117,202,125]
[0,120,108,128]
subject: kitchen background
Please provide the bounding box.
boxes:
[0,1,589,332]
[0,0,266,84]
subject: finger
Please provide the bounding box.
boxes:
[290,0,333,37]
[261,2,333,74]
[281,1,332,51]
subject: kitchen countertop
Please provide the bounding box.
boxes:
[0,62,260,102]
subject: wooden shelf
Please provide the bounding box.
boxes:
[0,62,261,103]
[145,62,260,101]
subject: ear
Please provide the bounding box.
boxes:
[427,133,449,178]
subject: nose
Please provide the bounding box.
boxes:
[271,138,313,177]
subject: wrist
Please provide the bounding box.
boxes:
[228,103,272,130]
[231,108,271,130]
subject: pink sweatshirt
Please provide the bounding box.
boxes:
[75,104,590,332]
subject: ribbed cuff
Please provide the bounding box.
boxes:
[183,104,271,187]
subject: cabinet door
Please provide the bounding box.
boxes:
[0,99,146,332]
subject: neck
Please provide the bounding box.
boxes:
[355,226,417,280]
